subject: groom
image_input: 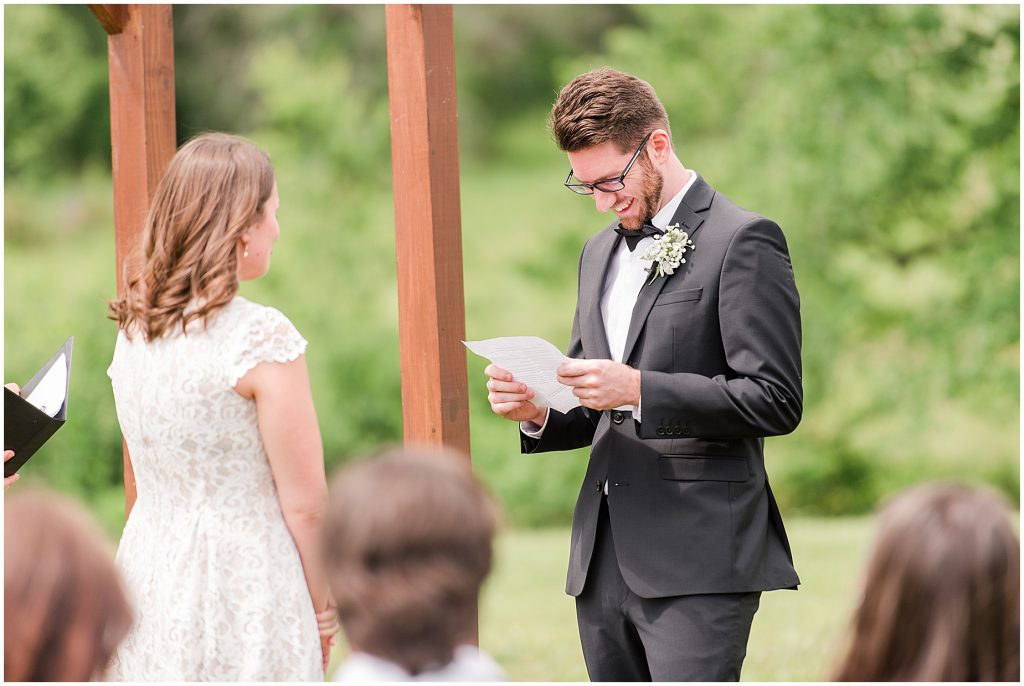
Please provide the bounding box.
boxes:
[484,68,803,681]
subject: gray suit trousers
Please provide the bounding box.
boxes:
[576,498,761,682]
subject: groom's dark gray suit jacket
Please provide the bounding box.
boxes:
[522,175,802,599]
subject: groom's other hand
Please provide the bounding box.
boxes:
[485,364,547,425]
[557,359,641,410]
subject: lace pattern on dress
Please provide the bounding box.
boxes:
[227,304,308,387]
[105,296,321,681]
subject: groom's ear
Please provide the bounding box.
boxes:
[649,130,673,163]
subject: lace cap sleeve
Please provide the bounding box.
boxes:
[227,303,308,387]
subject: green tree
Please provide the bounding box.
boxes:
[3,5,1018,528]
[574,4,1019,511]
[3,5,110,179]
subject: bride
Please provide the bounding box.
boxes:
[106,133,338,680]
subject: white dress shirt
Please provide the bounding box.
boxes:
[523,170,699,439]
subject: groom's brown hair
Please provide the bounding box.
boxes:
[550,67,671,153]
[323,448,499,676]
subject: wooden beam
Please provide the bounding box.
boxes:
[88,4,127,35]
[385,5,471,460]
[386,19,477,643]
[106,4,176,293]
[101,4,176,516]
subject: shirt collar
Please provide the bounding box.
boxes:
[651,169,698,230]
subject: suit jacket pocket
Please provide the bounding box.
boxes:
[659,455,749,482]
[654,287,703,307]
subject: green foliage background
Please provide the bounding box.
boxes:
[4,5,1019,533]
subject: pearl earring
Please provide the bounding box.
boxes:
[243,247,249,258]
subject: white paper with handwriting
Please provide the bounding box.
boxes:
[464,336,581,414]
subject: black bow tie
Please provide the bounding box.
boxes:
[615,222,664,252]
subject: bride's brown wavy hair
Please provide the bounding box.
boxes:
[109,132,274,341]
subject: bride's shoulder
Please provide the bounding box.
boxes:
[219,296,308,383]
[217,295,292,326]
[217,295,305,345]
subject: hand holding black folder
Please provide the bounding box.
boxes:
[4,337,73,477]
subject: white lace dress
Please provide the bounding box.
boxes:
[106,296,322,681]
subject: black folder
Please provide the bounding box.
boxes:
[4,337,73,477]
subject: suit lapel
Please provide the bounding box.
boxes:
[619,174,715,365]
[579,226,618,360]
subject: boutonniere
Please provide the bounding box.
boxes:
[642,223,695,284]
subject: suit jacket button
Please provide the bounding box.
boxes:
[595,480,602,492]
[682,427,691,435]
[611,411,624,424]
[657,427,666,436]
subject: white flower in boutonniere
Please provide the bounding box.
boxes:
[642,223,695,284]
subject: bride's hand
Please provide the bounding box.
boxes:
[316,602,340,671]
[319,634,333,672]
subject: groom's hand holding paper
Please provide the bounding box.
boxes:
[465,336,583,425]
[556,358,642,411]
[483,364,547,425]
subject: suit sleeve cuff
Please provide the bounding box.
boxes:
[520,407,551,438]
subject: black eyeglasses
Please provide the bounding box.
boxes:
[564,131,653,195]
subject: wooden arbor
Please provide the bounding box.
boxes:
[88,5,471,505]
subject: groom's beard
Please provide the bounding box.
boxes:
[620,160,664,230]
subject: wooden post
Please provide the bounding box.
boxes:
[90,4,176,516]
[385,5,471,460]
[92,4,177,291]
[88,4,126,36]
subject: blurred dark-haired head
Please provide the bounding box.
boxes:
[833,481,1019,681]
[5,491,133,681]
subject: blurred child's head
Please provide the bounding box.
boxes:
[834,481,1019,681]
[5,491,133,681]
[323,447,500,676]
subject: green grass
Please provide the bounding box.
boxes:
[479,527,586,680]
[476,516,876,681]
[321,516,874,680]
[86,491,874,681]
[43,490,1008,682]
[86,503,874,681]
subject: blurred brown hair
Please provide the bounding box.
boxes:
[5,491,133,681]
[322,447,500,675]
[833,482,1019,681]
[108,132,275,341]
[549,67,670,153]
